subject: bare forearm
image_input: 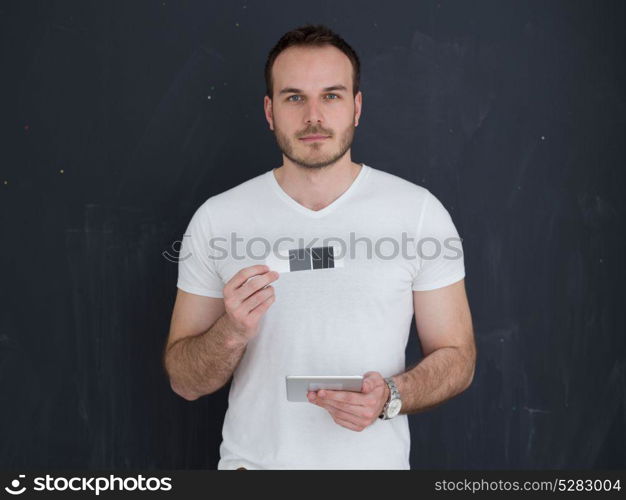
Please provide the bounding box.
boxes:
[393,346,475,415]
[165,314,247,400]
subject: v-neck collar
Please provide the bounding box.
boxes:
[265,163,370,218]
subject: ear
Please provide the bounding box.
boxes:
[264,95,274,131]
[354,90,362,127]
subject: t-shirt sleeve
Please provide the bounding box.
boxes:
[176,204,225,298]
[411,190,466,291]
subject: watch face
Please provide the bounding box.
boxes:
[387,399,402,418]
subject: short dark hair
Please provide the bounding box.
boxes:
[264,24,361,99]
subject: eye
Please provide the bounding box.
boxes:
[286,93,340,102]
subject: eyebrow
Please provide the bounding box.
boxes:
[278,85,348,95]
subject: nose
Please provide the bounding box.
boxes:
[304,99,324,125]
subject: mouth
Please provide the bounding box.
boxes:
[299,135,330,142]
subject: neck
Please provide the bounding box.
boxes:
[273,159,363,212]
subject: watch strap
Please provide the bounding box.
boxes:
[378,377,400,420]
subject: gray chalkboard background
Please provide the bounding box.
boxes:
[1,0,624,469]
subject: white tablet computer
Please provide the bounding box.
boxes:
[286,375,363,402]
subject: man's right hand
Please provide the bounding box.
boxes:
[223,264,279,343]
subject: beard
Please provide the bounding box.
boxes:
[273,120,356,170]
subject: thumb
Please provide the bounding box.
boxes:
[361,374,377,393]
[362,378,372,393]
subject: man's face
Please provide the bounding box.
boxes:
[264,45,362,169]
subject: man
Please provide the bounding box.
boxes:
[164,24,475,470]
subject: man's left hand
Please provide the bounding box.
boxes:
[307,371,390,432]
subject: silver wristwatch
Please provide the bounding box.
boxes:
[379,377,402,420]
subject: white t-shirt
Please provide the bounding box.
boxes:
[176,163,465,469]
